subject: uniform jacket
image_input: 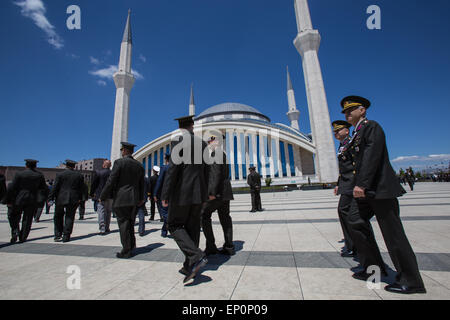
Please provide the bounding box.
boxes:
[100,155,145,208]
[154,164,168,200]
[247,171,262,190]
[8,168,47,207]
[148,174,159,197]
[350,119,405,199]
[337,136,355,195]
[90,168,111,199]
[207,149,233,201]
[161,133,208,206]
[49,169,85,206]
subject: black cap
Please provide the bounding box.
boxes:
[24,159,38,164]
[331,120,352,132]
[340,96,371,113]
[175,115,194,128]
[120,142,136,151]
[249,165,256,170]
[64,159,77,167]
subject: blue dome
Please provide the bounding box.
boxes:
[195,102,270,122]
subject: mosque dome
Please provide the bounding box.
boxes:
[195,102,270,123]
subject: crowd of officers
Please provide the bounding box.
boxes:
[332,95,426,295]
[0,96,430,291]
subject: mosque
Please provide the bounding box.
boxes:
[110,1,339,187]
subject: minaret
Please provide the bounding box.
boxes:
[293,0,338,183]
[189,83,195,116]
[286,66,300,131]
[111,9,135,163]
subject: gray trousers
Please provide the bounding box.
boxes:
[98,199,113,232]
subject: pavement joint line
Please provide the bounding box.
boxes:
[286,214,305,299]
[229,211,265,300]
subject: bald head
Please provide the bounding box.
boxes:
[103,160,112,169]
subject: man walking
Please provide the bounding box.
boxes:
[247,166,262,212]
[5,159,47,243]
[148,166,160,221]
[154,154,170,237]
[161,115,209,284]
[100,142,145,259]
[90,160,113,235]
[201,135,235,256]
[342,95,426,294]
[78,178,89,220]
[49,160,84,243]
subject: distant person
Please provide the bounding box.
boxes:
[90,160,113,235]
[148,166,160,221]
[100,142,145,259]
[247,166,262,212]
[137,175,149,236]
[154,154,170,237]
[6,159,47,243]
[405,169,415,191]
[78,179,89,220]
[45,180,54,215]
[49,159,85,243]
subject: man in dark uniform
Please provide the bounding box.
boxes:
[90,160,113,235]
[332,120,357,257]
[6,159,47,243]
[247,166,262,212]
[201,134,235,256]
[100,142,145,259]
[49,160,84,243]
[154,153,170,237]
[405,168,415,191]
[332,120,386,269]
[161,115,209,284]
[78,179,89,220]
[148,166,160,221]
[342,95,426,294]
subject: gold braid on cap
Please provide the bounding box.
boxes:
[343,101,362,111]
[333,124,346,131]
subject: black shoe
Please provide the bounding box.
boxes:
[54,236,62,242]
[183,257,208,285]
[149,217,155,221]
[249,210,257,213]
[352,270,371,281]
[10,236,18,244]
[219,246,235,256]
[161,230,168,238]
[116,251,132,259]
[179,267,190,276]
[341,250,356,257]
[139,232,145,237]
[385,282,426,294]
[79,216,84,220]
[257,208,264,212]
[62,236,70,243]
[204,247,220,256]
[105,229,111,233]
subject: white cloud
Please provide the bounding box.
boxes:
[90,56,100,65]
[89,65,144,80]
[391,154,450,163]
[14,0,64,49]
[97,80,107,86]
[139,54,147,63]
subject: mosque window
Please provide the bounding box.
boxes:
[288,144,296,176]
[280,141,287,177]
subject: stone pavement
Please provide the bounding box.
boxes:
[0,182,449,300]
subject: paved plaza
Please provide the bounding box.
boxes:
[0,182,449,300]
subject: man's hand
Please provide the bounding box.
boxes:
[334,186,338,196]
[209,195,216,201]
[353,186,366,198]
[162,200,168,207]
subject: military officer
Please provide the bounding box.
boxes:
[100,142,145,259]
[6,159,47,243]
[161,115,209,284]
[342,95,426,294]
[49,160,85,243]
[201,134,235,256]
[247,166,262,212]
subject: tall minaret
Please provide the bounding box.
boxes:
[111,9,135,163]
[189,83,195,116]
[286,66,300,131]
[293,0,338,183]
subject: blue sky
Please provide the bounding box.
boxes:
[1,0,449,172]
